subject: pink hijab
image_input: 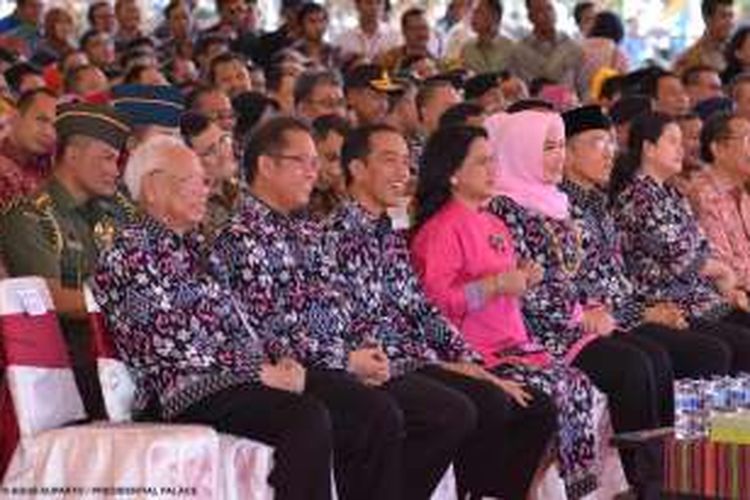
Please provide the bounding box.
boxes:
[485,110,569,220]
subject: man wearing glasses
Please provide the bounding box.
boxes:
[211,116,476,500]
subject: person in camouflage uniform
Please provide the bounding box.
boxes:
[0,102,132,417]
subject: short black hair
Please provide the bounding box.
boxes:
[506,98,555,113]
[17,88,56,114]
[297,2,326,24]
[209,52,246,84]
[644,69,677,99]
[164,0,186,19]
[401,7,426,30]
[312,113,351,141]
[186,84,221,110]
[589,11,624,44]
[4,62,42,95]
[87,1,110,26]
[477,0,503,20]
[293,69,341,106]
[702,0,733,21]
[233,90,279,144]
[194,33,229,60]
[180,111,212,147]
[700,110,736,162]
[600,74,623,101]
[123,36,156,54]
[243,115,310,184]
[438,102,484,128]
[80,29,107,51]
[573,1,594,25]
[340,123,401,185]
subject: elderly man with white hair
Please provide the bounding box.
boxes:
[93,135,335,500]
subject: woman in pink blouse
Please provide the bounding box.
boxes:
[411,125,602,499]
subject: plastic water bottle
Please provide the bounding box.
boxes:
[675,379,706,440]
[708,376,735,413]
[732,373,750,411]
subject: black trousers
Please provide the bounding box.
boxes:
[172,382,333,500]
[303,369,403,500]
[618,327,675,427]
[572,336,662,489]
[573,336,660,433]
[692,309,750,373]
[381,370,478,500]
[60,317,107,419]
[627,323,731,379]
[420,365,556,500]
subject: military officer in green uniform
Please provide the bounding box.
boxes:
[0,102,132,417]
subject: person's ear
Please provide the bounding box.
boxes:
[348,157,367,186]
[256,154,275,183]
[140,173,160,207]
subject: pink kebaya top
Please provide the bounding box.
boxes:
[411,199,551,368]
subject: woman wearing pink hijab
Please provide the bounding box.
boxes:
[485,110,664,494]
[411,125,602,498]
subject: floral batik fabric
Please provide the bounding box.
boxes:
[487,195,596,361]
[610,173,728,321]
[93,217,264,419]
[210,194,350,370]
[325,201,480,377]
[561,179,647,331]
[493,360,599,499]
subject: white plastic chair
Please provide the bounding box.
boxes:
[0,277,223,499]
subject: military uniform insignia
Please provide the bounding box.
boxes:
[114,190,139,224]
[29,193,64,255]
[93,219,117,250]
[32,192,53,211]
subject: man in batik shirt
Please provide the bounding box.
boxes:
[211,116,476,500]
[561,105,731,383]
[325,123,556,500]
[94,137,333,500]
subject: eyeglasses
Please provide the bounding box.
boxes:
[720,134,750,146]
[205,109,236,122]
[196,134,234,161]
[271,153,320,170]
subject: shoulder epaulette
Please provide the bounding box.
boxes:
[114,190,139,223]
[28,192,63,255]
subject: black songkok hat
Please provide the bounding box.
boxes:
[55,102,131,151]
[562,105,613,138]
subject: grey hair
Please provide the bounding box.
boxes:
[123,135,188,201]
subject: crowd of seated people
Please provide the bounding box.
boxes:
[1,0,750,498]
